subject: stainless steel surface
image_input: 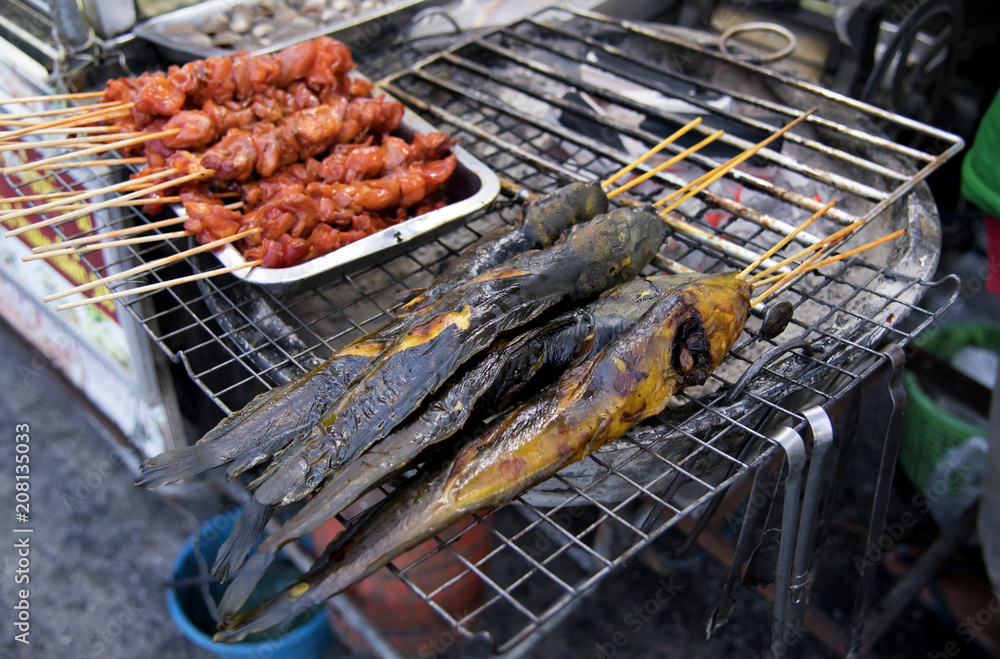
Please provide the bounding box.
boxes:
[132,0,447,63]
[3,8,965,655]
[211,107,499,296]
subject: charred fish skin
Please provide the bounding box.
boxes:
[133,320,405,489]
[215,277,672,612]
[214,273,750,642]
[136,184,607,490]
[400,181,608,313]
[251,206,668,507]
[519,180,609,248]
[215,315,590,613]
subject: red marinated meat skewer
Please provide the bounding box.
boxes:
[102,38,359,125]
[118,77,378,152]
[182,152,458,269]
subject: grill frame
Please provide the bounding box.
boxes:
[0,8,965,655]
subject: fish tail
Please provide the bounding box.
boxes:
[212,500,274,582]
[133,442,227,488]
[216,543,279,622]
[215,583,318,644]
[217,470,454,643]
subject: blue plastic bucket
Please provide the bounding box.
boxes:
[166,509,333,658]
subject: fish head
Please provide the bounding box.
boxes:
[667,273,751,388]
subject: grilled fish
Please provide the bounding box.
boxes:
[249,206,668,507]
[214,274,684,604]
[134,181,608,489]
[214,272,751,641]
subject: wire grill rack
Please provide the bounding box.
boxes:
[1,7,965,655]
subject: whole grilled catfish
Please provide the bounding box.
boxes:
[214,272,751,641]
[134,181,608,489]
[250,206,668,507]
[213,275,685,602]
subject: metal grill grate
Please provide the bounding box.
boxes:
[1,8,964,655]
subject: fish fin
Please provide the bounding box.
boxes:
[212,501,273,582]
[394,286,427,306]
[216,546,278,622]
[199,381,294,444]
[215,583,314,644]
[133,443,224,488]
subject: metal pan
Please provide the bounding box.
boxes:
[207,106,499,296]
[132,0,448,63]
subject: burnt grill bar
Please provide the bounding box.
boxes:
[0,6,967,655]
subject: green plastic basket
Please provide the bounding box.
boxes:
[900,322,1000,491]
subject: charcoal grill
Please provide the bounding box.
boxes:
[3,7,965,657]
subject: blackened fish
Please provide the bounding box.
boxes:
[134,181,607,489]
[214,275,680,603]
[250,206,668,507]
[214,272,751,641]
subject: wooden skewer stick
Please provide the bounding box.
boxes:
[2,128,179,175]
[0,103,134,142]
[36,157,148,171]
[608,130,725,199]
[0,132,129,152]
[4,169,213,236]
[45,195,187,211]
[747,217,866,284]
[750,234,848,308]
[55,260,263,312]
[0,186,236,206]
[9,126,121,135]
[0,167,179,225]
[655,108,817,213]
[30,201,243,253]
[602,117,703,189]
[0,91,106,105]
[737,200,837,279]
[0,101,123,123]
[42,228,259,302]
[23,230,191,260]
[752,229,906,286]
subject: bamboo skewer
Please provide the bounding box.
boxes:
[656,109,816,215]
[42,228,259,302]
[0,167,180,225]
[0,101,124,123]
[23,230,191,259]
[0,91,106,105]
[750,234,848,308]
[3,169,213,236]
[10,126,121,136]
[0,132,130,152]
[30,201,244,253]
[747,217,867,284]
[55,259,263,311]
[752,229,906,287]
[0,104,134,142]
[0,187,236,206]
[2,128,180,175]
[608,130,725,199]
[737,200,837,279]
[37,157,148,171]
[602,117,703,189]
[43,195,187,211]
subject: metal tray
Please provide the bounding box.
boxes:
[132,0,447,63]
[208,107,499,296]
